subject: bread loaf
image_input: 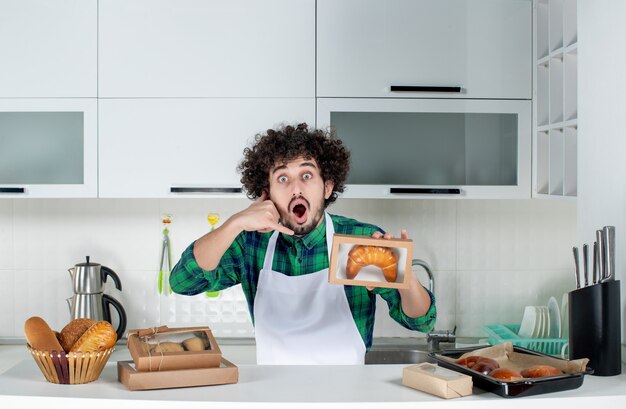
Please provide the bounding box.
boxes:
[70,321,117,352]
[59,318,96,353]
[24,316,64,352]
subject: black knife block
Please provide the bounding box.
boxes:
[568,280,622,376]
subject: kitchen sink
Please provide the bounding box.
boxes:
[364,338,483,365]
[364,347,434,365]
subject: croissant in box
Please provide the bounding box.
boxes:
[346,245,398,282]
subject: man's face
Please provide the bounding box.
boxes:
[268,157,334,236]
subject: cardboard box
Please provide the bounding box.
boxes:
[127,326,222,371]
[329,234,412,289]
[402,362,473,399]
[117,358,238,391]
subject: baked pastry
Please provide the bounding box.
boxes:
[151,342,185,353]
[183,336,208,351]
[521,365,562,378]
[471,357,500,375]
[59,318,96,353]
[456,355,481,368]
[24,316,64,352]
[346,245,398,282]
[489,368,523,381]
[70,321,117,352]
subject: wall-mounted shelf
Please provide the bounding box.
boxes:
[533,0,577,199]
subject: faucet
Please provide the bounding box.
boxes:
[412,259,434,294]
[427,327,457,352]
[411,259,456,351]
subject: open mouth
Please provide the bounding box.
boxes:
[290,198,309,224]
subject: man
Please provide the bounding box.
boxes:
[170,123,436,365]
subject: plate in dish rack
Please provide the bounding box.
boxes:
[518,306,536,338]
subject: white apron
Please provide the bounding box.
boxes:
[253,212,366,365]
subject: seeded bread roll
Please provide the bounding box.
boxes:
[70,321,117,352]
[59,318,96,353]
[24,316,64,352]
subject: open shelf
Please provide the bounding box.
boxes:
[533,0,577,199]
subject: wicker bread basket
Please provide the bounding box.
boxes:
[27,345,114,384]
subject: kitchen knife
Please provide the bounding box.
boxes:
[596,229,605,281]
[582,243,589,287]
[601,226,615,282]
[572,246,581,289]
[593,241,599,284]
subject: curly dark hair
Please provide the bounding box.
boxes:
[238,123,350,207]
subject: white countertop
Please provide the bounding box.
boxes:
[1,344,626,409]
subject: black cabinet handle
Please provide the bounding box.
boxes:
[0,187,25,193]
[390,85,462,93]
[390,188,461,195]
[170,187,242,194]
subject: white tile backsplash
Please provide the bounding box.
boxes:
[0,200,13,270]
[0,198,576,341]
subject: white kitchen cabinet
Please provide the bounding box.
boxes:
[99,99,315,198]
[0,0,97,97]
[98,0,315,98]
[533,0,577,198]
[0,99,98,198]
[317,98,531,199]
[317,0,532,99]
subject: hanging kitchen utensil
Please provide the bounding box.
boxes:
[158,214,173,295]
[205,213,221,298]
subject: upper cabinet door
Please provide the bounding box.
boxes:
[0,99,98,198]
[317,0,532,99]
[99,98,315,198]
[99,0,315,98]
[0,0,97,97]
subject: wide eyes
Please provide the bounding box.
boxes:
[276,172,313,184]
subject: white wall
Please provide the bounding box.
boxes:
[0,198,576,340]
[578,0,626,345]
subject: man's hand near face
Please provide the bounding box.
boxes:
[235,191,295,235]
[193,191,294,271]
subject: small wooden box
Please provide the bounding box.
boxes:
[127,326,222,372]
[329,234,412,289]
[118,358,238,390]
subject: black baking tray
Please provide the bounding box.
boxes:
[429,345,594,398]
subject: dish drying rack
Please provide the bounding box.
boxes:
[482,324,568,357]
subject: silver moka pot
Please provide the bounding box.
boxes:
[66,256,127,340]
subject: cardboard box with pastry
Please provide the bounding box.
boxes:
[120,325,238,390]
[126,325,222,372]
[329,234,412,289]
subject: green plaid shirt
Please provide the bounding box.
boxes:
[170,213,436,349]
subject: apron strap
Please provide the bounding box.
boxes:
[262,212,334,271]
